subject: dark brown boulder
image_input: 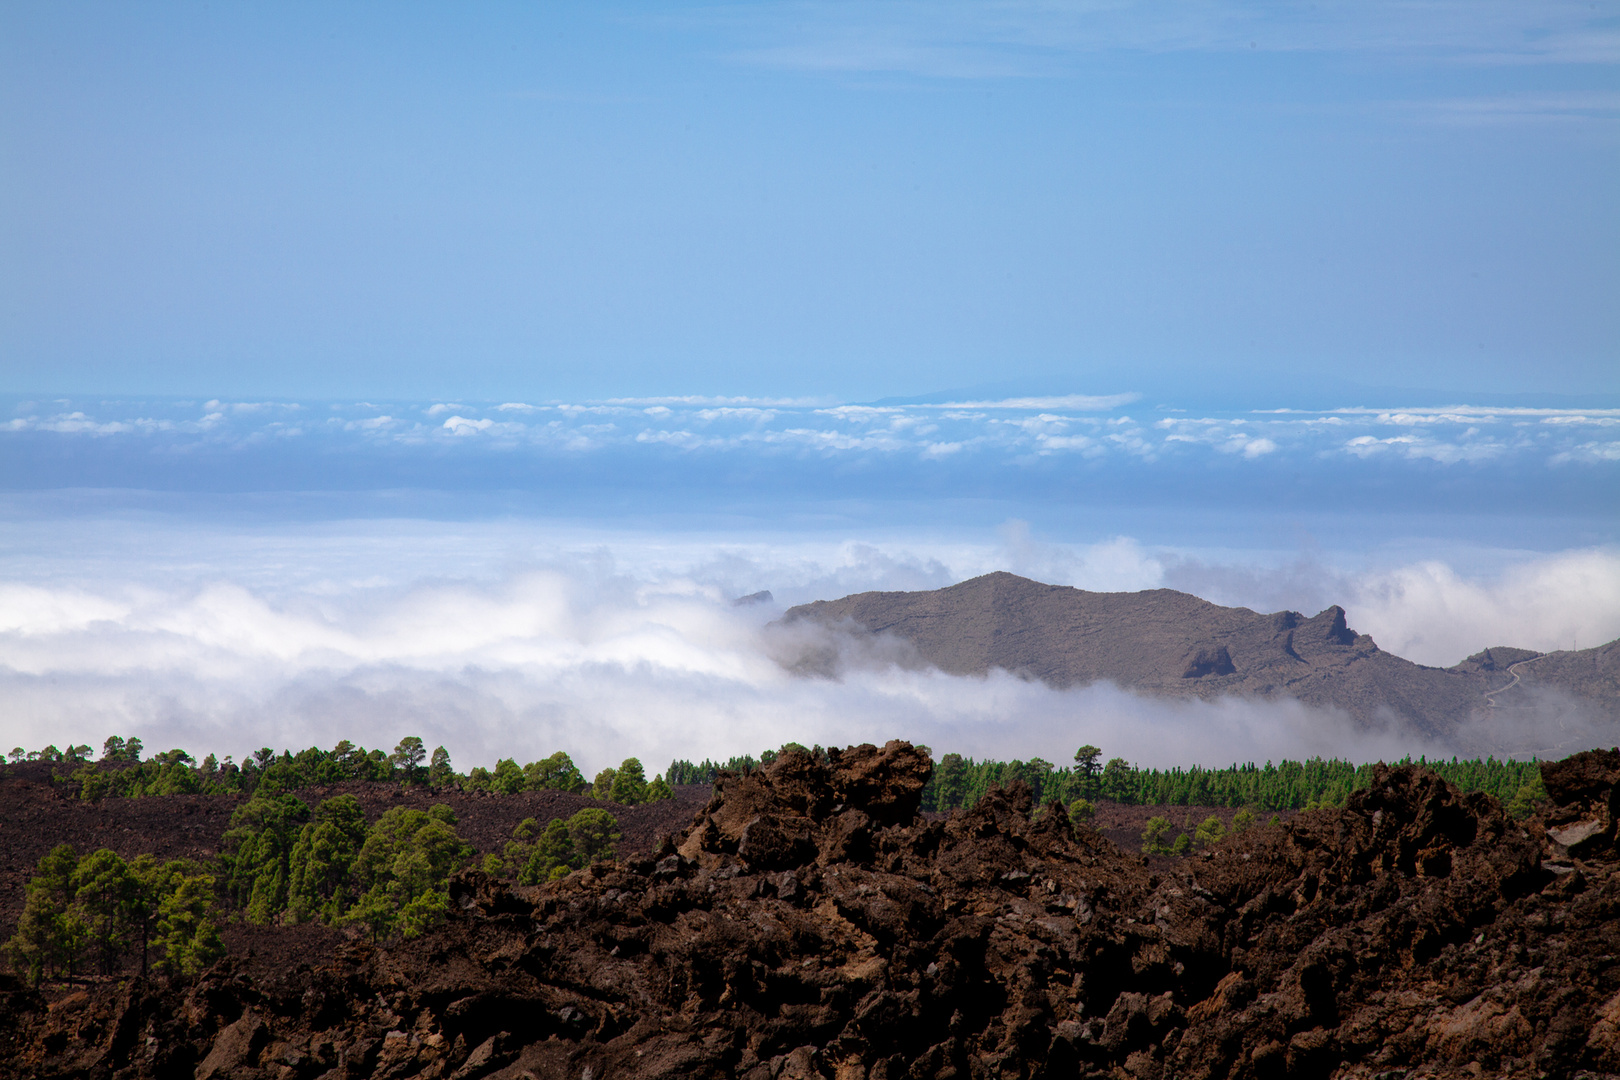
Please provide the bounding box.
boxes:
[1540,746,1620,856]
[826,740,932,825]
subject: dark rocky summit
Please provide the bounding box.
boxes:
[781,572,1620,743]
[7,740,1620,1079]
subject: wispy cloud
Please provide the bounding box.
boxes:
[1403,91,1620,128]
[704,0,1620,80]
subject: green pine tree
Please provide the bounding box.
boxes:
[1194,816,1227,848]
[153,865,223,977]
[1141,816,1171,855]
[610,758,648,805]
[220,793,311,924]
[286,795,368,924]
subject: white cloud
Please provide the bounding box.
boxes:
[441,416,495,435]
[0,567,1452,773]
[1342,549,1620,665]
[1551,441,1620,464]
[930,394,1140,411]
[5,395,1616,473]
[1163,546,1620,668]
[0,525,1615,772]
[600,395,826,407]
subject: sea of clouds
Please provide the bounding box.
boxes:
[1,513,1615,775]
[5,395,1618,471]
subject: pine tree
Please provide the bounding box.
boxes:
[428,746,455,788]
[4,845,84,985]
[70,849,137,976]
[391,737,428,785]
[566,808,620,864]
[342,805,472,940]
[286,795,368,924]
[518,820,578,884]
[491,758,526,795]
[1141,816,1171,855]
[610,759,648,805]
[220,794,311,924]
[1194,816,1227,848]
[153,866,223,977]
[934,754,969,810]
[524,751,587,792]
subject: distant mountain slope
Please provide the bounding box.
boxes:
[781,571,1619,740]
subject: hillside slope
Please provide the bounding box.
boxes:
[782,571,1619,740]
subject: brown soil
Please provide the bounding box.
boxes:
[4,742,1620,1079]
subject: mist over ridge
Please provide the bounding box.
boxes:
[1,506,1615,776]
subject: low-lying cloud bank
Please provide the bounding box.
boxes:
[1,538,1615,774]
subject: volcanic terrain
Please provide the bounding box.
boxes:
[5,741,1620,1079]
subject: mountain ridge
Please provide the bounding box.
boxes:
[781,571,1620,746]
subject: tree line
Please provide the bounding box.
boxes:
[919,746,1548,818]
[11,736,1550,820]
[10,736,675,806]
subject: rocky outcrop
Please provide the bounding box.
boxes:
[1541,746,1620,858]
[5,742,1620,1079]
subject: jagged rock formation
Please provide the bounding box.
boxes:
[6,740,1620,1079]
[780,571,1620,741]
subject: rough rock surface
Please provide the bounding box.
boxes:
[5,741,1620,1080]
[780,571,1620,743]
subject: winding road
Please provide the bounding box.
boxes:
[1483,653,1548,708]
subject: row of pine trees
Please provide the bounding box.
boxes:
[913,747,1548,817]
[11,736,676,806]
[15,736,1550,819]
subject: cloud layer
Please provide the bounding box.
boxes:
[6,396,1619,475]
[1,523,1614,774]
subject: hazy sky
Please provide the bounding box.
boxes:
[2,3,1617,767]
[3,0,1616,402]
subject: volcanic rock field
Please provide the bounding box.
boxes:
[4,742,1620,1079]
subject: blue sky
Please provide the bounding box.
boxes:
[1,2,1617,768]
[3,1,1616,401]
